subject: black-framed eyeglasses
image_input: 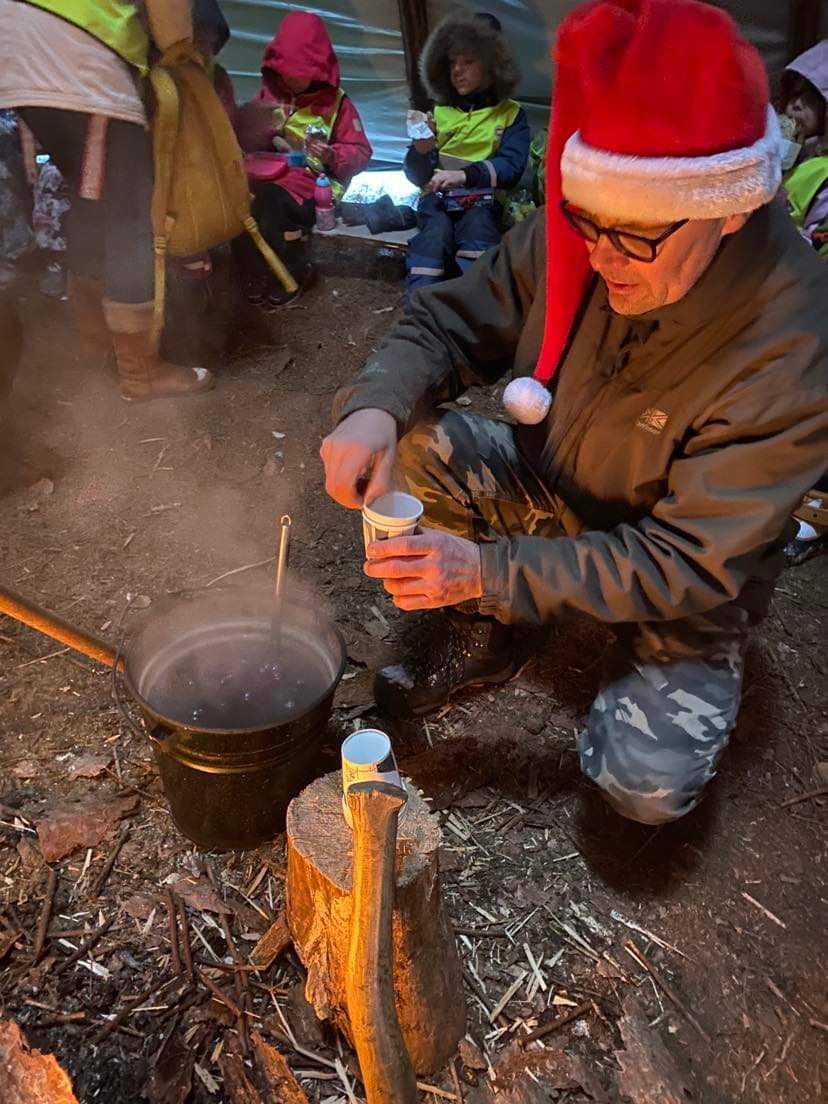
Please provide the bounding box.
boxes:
[560,201,688,263]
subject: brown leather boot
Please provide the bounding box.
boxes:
[103,299,214,402]
[68,273,112,360]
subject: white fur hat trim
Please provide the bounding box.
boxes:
[503,377,552,425]
[561,106,782,224]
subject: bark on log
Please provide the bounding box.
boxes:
[286,770,466,1074]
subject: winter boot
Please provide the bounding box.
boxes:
[784,487,828,566]
[264,231,315,310]
[264,260,315,310]
[373,609,537,718]
[68,273,112,361]
[103,299,214,402]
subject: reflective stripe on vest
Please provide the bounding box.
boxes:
[284,89,346,200]
[22,0,149,74]
[434,100,520,175]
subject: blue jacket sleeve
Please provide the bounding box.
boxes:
[464,108,530,190]
[404,142,438,188]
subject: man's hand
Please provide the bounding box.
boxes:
[425,169,467,193]
[413,137,436,155]
[364,529,483,610]
[320,409,398,510]
[307,138,334,167]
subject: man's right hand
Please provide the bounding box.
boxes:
[320,409,398,510]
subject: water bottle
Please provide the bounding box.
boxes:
[314,173,336,233]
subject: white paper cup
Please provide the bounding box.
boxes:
[341,728,403,827]
[362,491,423,553]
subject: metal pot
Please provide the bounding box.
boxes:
[116,587,346,851]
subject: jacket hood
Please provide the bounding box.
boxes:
[262,12,340,94]
[420,11,520,106]
[784,39,828,106]
[192,0,229,55]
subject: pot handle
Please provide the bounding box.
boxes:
[111,637,152,742]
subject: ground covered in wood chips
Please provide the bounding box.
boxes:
[1,243,826,1104]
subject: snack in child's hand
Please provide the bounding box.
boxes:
[777,112,801,170]
[407,110,435,140]
[777,114,797,142]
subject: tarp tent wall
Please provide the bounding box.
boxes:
[219,1,816,168]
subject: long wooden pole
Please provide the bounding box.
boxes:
[345,781,418,1104]
[0,583,119,669]
[788,0,821,62]
[396,0,430,111]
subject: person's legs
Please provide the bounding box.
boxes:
[22,109,213,399]
[94,117,213,398]
[453,202,501,274]
[376,409,559,717]
[577,613,748,824]
[100,119,153,303]
[20,108,113,288]
[405,194,457,301]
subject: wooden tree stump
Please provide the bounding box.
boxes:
[286,770,466,1074]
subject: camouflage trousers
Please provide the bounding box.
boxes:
[396,410,747,825]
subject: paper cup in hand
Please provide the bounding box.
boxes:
[341,728,404,828]
[362,491,423,554]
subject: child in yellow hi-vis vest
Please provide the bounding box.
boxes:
[404,11,529,303]
[779,40,828,259]
[777,41,828,566]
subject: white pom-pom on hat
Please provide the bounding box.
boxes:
[503,376,552,425]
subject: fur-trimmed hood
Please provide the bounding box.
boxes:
[420,11,520,106]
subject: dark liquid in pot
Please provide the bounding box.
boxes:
[142,638,332,729]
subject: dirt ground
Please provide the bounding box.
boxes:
[0,243,826,1104]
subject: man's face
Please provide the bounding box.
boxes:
[450,54,486,97]
[283,73,312,95]
[583,212,747,316]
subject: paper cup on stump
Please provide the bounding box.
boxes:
[341,728,404,827]
[362,491,423,553]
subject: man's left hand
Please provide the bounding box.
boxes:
[426,169,467,193]
[307,139,334,167]
[364,529,482,610]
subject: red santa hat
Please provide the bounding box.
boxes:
[503,0,782,425]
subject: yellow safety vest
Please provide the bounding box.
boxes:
[434,99,520,172]
[283,89,346,199]
[22,0,149,74]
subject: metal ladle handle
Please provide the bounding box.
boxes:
[274,514,292,601]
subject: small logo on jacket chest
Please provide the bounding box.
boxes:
[636,407,669,435]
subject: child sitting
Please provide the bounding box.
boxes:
[777,42,828,566]
[779,40,828,256]
[404,11,529,301]
[236,12,372,308]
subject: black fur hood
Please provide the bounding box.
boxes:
[420,11,521,107]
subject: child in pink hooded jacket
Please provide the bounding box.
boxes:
[236,12,372,308]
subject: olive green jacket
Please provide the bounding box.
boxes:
[336,202,828,627]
